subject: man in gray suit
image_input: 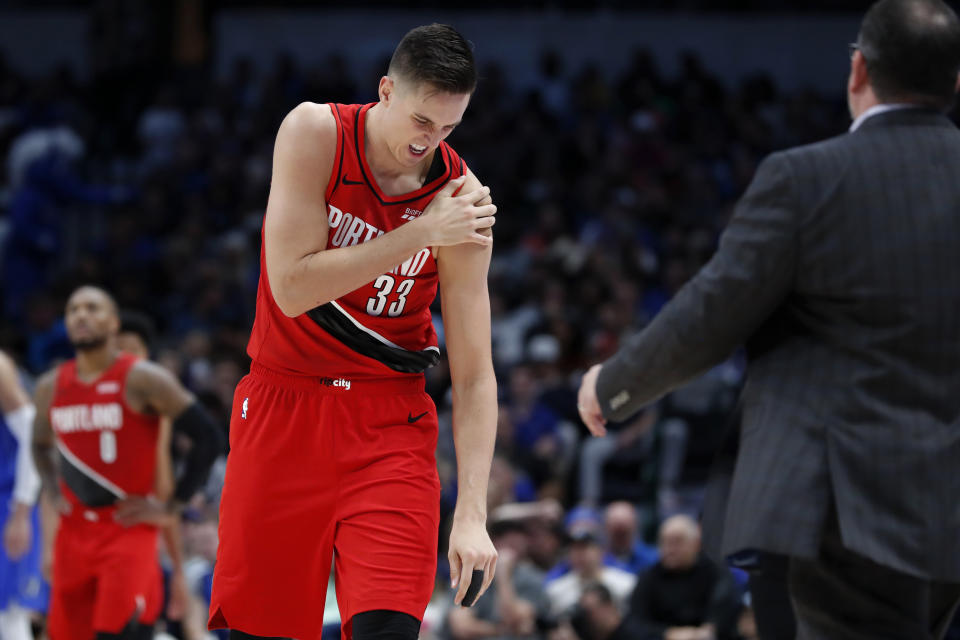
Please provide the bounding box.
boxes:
[577,0,960,637]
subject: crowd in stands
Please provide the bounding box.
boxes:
[1,27,902,638]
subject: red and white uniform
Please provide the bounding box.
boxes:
[47,353,162,640]
[211,103,465,639]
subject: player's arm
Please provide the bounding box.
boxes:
[30,368,59,502]
[124,361,223,509]
[152,414,192,618]
[265,102,496,317]
[154,416,174,502]
[124,366,203,612]
[30,367,60,577]
[438,169,499,606]
[161,519,191,621]
[0,351,41,559]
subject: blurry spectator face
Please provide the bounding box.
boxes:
[116,332,149,359]
[487,456,517,511]
[492,526,529,557]
[526,522,560,567]
[578,585,621,635]
[495,406,515,448]
[185,519,219,564]
[65,287,119,351]
[509,365,537,402]
[212,359,242,407]
[658,515,701,571]
[157,348,185,378]
[570,536,604,577]
[604,501,638,555]
[378,75,470,168]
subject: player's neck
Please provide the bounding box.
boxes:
[364,104,432,185]
[74,346,118,382]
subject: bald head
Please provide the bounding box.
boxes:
[604,501,639,554]
[658,515,701,571]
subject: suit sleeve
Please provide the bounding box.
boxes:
[596,152,798,421]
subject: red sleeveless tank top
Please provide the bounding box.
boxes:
[50,352,159,512]
[247,102,468,379]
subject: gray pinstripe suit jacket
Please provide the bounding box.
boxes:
[596,107,960,582]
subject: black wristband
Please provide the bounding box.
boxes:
[171,402,224,503]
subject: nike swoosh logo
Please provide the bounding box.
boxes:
[408,411,429,423]
[342,175,364,185]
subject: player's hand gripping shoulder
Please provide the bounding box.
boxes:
[416,173,496,251]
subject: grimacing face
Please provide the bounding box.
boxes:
[65,287,119,351]
[378,75,471,168]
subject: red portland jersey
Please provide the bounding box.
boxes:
[247,102,467,379]
[50,353,159,512]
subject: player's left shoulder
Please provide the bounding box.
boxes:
[457,166,492,207]
[125,358,194,416]
[125,359,178,396]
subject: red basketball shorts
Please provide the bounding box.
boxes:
[209,363,441,640]
[47,514,162,640]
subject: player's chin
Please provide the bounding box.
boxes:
[404,143,430,162]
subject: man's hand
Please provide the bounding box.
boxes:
[3,502,32,559]
[419,175,496,251]
[114,496,177,528]
[665,627,702,640]
[577,364,608,436]
[448,516,498,606]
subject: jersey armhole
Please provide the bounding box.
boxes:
[325,103,346,203]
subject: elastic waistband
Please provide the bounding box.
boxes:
[61,503,115,524]
[60,503,155,531]
[249,362,425,395]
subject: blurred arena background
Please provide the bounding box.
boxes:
[0,1,957,639]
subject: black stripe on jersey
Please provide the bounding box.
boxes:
[306,303,440,373]
[328,103,347,201]
[58,450,123,507]
[353,108,452,206]
[424,147,446,183]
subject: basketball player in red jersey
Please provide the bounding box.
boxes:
[209,24,498,640]
[31,286,222,640]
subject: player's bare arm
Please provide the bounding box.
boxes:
[438,169,499,607]
[0,351,30,414]
[30,368,60,578]
[1,350,40,559]
[31,368,59,502]
[265,102,496,317]
[117,360,222,525]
